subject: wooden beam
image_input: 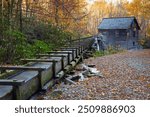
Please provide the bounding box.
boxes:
[65,75,81,81]
[47,51,72,54]
[36,54,66,57]
[60,48,79,51]
[55,49,76,51]
[0,66,46,71]
[21,59,59,63]
[0,79,25,86]
[65,78,76,85]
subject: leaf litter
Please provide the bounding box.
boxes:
[41,49,150,100]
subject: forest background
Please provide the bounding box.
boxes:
[0,0,150,64]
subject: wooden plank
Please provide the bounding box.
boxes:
[0,79,25,86]
[21,59,59,63]
[65,75,80,80]
[0,66,46,71]
[36,54,66,57]
[55,49,76,51]
[65,78,76,85]
[59,49,77,51]
[47,51,72,54]
[60,47,80,49]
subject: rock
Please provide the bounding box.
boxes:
[87,64,96,67]
[79,73,85,81]
[50,89,63,98]
[124,87,133,95]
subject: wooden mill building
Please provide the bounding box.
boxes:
[97,17,140,49]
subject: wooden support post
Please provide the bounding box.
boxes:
[13,85,20,100]
[37,70,42,89]
[80,55,84,62]
[67,52,71,65]
[52,60,56,78]
[61,57,64,70]
[78,46,82,55]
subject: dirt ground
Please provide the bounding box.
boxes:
[41,49,150,100]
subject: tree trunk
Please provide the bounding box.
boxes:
[19,0,23,32]
[54,0,59,26]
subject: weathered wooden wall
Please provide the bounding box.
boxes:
[99,28,139,49]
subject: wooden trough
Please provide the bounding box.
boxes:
[0,37,94,100]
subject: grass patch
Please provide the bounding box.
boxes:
[93,46,125,57]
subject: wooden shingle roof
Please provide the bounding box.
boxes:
[98,17,140,30]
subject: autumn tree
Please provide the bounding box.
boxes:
[0,0,90,64]
[126,0,150,39]
[86,0,108,34]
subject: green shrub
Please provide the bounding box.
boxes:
[106,46,118,54]
[1,30,26,63]
[32,40,50,54]
[93,51,105,57]
[0,21,74,64]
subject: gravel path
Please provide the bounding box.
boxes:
[42,49,150,100]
